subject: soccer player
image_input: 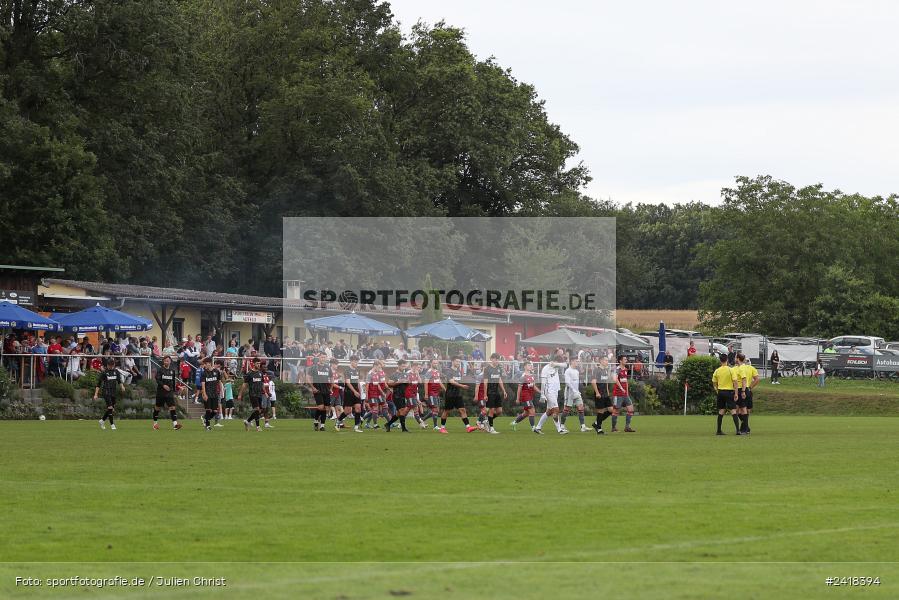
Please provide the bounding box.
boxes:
[200,357,223,431]
[363,359,390,429]
[470,362,489,430]
[260,367,274,429]
[268,372,278,420]
[308,352,332,431]
[590,356,613,435]
[329,358,348,430]
[561,358,588,433]
[95,357,124,430]
[736,353,759,434]
[511,360,539,431]
[385,359,413,432]
[153,355,182,430]
[611,355,636,432]
[422,358,445,430]
[343,355,364,432]
[238,358,267,432]
[535,358,567,434]
[712,353,741,435]
[482,353,508,434]
[439,356,478,433]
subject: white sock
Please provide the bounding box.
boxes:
[553,416,562,431]
[537,413,548,429]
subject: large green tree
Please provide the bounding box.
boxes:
[697,176,899,336]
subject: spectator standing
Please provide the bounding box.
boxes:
[31,336,48,383]
[687,340,697,357]
[664,351,674,379]
[815,361,826,387]
[67,344,85,380]
[47,336,64,378]
[770,350,780,384]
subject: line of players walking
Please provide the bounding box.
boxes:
[298,350,637,435]
[94,351,640,435]
[93,350,761,436]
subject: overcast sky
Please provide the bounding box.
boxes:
[386,0,899,205]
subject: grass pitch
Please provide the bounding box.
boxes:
[1,415,897,599]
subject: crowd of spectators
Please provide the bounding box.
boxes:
[3,327,651,391]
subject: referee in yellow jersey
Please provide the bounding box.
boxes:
[737,353,759,434]
[712,353,741,435]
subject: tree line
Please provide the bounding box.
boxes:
[2,1,897,338]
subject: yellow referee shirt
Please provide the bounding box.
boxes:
[712,365,735,390]
[743,364,759,388]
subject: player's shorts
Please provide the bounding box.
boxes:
[103,395,117,407]
[345,392,361,405]
[716,390,736,410]
[444,394,464,410]
[394,396,409,410]
[486,392,504,409]
[564,389,584,407]
[737,389,753,409]
[426,395,441,408]
[205,396,220,410]
[155,395,175,408]
[543,391,559,410]
[249,396,262,409]
[260,397,272,410]
[331,392,343,407]
[519,399,534,410]
[269,397,277,406]
[225,399,234,408]
[315,391,331,407]
[595,394,613,409]
[613,395,632,408]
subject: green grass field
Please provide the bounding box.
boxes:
[2,415,898,599]
[753,376,899,415]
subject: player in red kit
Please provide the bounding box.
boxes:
[511,361,539,431]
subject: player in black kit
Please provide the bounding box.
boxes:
[200,357,223,431]
[95,357,124,430]
[153,355,182,430]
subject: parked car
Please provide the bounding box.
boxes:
[826,336,885,354]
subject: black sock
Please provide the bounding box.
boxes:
[732,414,740,432]
[744,414,750,430]
[488,415,494,427]
[108,413,114,425]
[717,414,724,432]
[462,417,470,426]
[400,415,408,431]
[440,417,447,426]
[319,412,326,425]
[354,411,361,426]
[338,412,347,422]
[153,409,160,422]
[170,409,177,422]
[387,415,398,425]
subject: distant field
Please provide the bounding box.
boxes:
[2,416,898,599]
[615,309,699,331]
[754,376,899,415]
